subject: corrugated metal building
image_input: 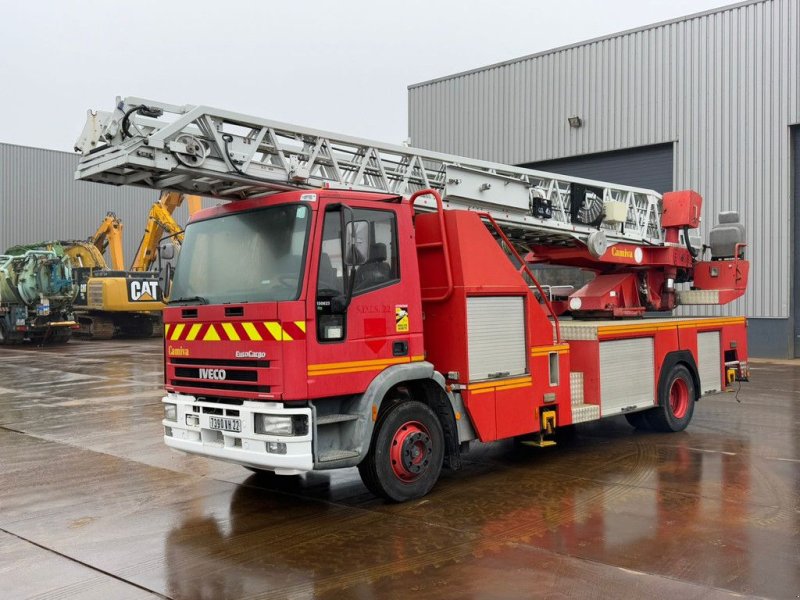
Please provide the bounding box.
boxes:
[1,143,206,266]
[409,0,800,358]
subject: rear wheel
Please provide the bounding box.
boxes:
[358,400,444,502]
[646,364,696,432]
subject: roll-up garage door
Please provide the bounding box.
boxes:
[521,143,674,194]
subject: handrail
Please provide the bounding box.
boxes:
[478,212,562,344]
[409,189,454,303]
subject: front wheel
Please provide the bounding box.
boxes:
[358,400,444,502]
[646,363,696,432]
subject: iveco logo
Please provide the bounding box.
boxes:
[199,368,227,380]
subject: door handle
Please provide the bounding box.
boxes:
[393,341,408,356]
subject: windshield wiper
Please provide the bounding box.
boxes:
[169,296,208,305]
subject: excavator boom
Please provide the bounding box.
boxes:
[129,191,202,272]
[90,212,125,270]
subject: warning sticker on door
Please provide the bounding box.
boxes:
[395,305,409,332]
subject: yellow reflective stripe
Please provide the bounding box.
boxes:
[468,376,531,391]
[677,317,746,329]
[221,322,240,341]
[241,322,263,341]
[308,355,424,375]
[264,322,283,341]
[164,324,171,338]
[203,324,221,341]
[597,316,746,338]
[469,379,533,395]
[530,344,570,357]
[294,320,306,333]
[309,355,418,372]
[170,323,185,341]
[185,323,203,341]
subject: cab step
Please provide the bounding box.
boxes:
[316,414,359,426]
[317,449,360,463]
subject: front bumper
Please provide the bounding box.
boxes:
[162,392,313,474]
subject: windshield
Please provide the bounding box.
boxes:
[170,204,311,304]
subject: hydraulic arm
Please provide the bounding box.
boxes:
[130,191,201,272]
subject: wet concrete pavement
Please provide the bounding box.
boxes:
[0,339,798,599]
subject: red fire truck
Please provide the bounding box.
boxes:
[75,98,750,501]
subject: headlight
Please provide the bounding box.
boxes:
[254,414,308,436]
[164,403,177,422]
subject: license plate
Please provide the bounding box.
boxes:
[208,416,241,433]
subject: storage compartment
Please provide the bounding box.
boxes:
[466,296,526,380]
[697,331,722,393]
[599,338,655,415]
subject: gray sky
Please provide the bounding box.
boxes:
[1,0,735,153]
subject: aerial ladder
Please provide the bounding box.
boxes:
[75,96,747,316]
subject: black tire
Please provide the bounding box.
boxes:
[624,411,652,430]
[47,330,71,344]
[358,400,444,502]
[646,363,696,432]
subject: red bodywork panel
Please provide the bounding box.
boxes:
[416,210,571,441]
[662,190,702,229]
[568,317,748,410]
[569,273,644,317]
[692,258,749,304]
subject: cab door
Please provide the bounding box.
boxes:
[306,201,421,399]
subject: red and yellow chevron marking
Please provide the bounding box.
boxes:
[164,321,306,342]
[308,355,425,376]
[468,375,532,395]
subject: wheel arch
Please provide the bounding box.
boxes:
[658,350,701,402]
[354,362,461,470]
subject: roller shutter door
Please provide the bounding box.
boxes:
[697,331,722,394]
[599,338,655,414]
[466,296,527,381]
[521,143,674,194]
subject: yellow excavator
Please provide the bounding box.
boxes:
[62,192,202,339]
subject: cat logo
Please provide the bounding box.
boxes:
[129,280,160,302]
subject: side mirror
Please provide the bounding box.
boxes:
[160,243,176,261]
[159,263,173,300]
[343,220,369,266]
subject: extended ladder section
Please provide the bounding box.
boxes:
[75,97,664,249]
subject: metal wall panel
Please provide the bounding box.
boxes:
[0,143,212,267]
[409,0,800,320]
[523,143,674,193]
[697,331,722,393]
[599,338,655,414]
[466,296,526,380]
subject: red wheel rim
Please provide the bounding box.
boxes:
[389,420,432,483]
[669,378,690,419]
